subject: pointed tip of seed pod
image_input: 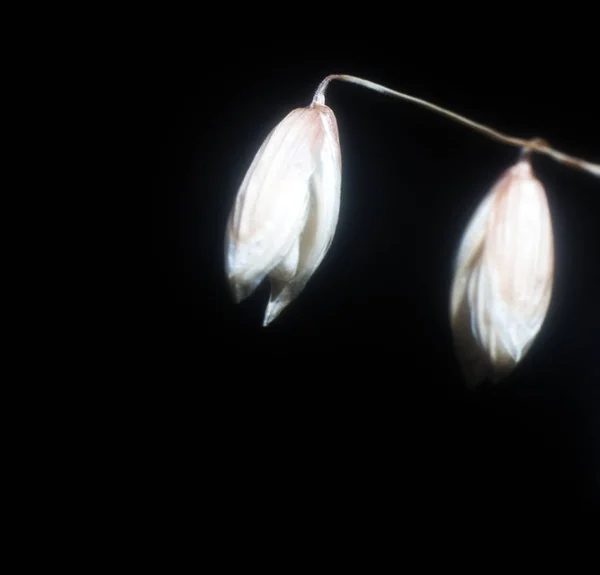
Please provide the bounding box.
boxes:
[263,299,284,327]
[452,309,522,387]
[262,288,294,327]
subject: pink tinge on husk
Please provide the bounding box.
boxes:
[450,160,554,385]
[225,104,341,325]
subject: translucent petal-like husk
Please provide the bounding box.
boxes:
[450,160,554,385]
[264,104,342,325]
[225,108,325,302]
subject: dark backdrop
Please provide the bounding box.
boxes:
[147,16,599,514]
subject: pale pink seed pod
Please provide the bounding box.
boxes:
[450,159,554,385]
[225,103,341,326]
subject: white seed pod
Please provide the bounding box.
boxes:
[450,159,554,385]
[225,103,341,326]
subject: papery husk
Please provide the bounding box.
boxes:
[225,104,342,326]
[450,160,554,385]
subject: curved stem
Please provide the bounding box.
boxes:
[312,74,600,179]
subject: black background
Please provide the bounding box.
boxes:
[148,13,599,514]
